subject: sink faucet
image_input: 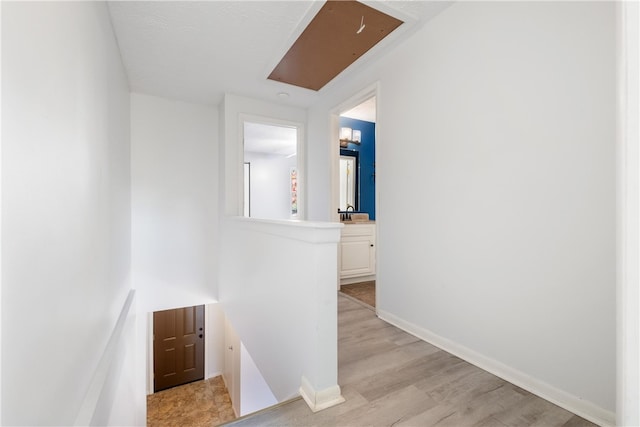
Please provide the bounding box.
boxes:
[344,204,355,221]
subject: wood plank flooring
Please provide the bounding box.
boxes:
[340,281,376,308]
[226,295,596,427]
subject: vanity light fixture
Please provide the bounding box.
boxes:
[339,127,361,147]
[340,127,353,141]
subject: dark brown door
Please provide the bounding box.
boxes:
[153,305,205,392]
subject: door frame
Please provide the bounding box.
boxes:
[330,83,380,297]
[329,83,379,224]
[152,305,205,392]
[616,2,640,424]
[146,305,214,395]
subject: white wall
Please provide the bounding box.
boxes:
[245,152,297,220]
[206,303,226,379]
[223,315,241,416]
[131,93,219,312]
[132,94,223,400]
[240,342,277,416]
[308,2,616,424]
[219,94,343,413]
[219,218,343,410]
[2,2,135,424]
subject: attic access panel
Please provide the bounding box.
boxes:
[268,0,403,91]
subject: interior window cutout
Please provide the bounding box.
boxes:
[243,121,300,220]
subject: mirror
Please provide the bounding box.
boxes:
[243,121,299,220]
[339,149,359,211]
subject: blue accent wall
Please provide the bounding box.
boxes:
[340,117,376,220]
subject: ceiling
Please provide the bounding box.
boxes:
[341,96,376,123]
[244,122,298,156]
[107,1,453,108]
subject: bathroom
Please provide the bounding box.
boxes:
[338,98,376,222]
[338,97,377,306]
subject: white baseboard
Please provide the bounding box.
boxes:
[206,371,223,380]
[340,275,376,286]
[377,309,615,427]
[299,376,345,413]
[221,374,240,418]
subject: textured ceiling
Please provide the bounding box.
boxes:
[107,1,453,108]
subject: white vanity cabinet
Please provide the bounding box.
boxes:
[339,223,376,283]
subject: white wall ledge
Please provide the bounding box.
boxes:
[224,216,343,244]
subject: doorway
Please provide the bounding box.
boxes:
[153,305,205,392]
[339,97,376,220]
[334,87,378,308]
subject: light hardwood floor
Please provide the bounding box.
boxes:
[340,281,376,308]
[225,295,596,427]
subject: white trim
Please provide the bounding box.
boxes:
[299,376,345,413]
[146,312,154,395]
[340,275,376,286]
[206,371,224,380]
[225,216,343,244]
[0,1,4,419]
[377,309,616,427]
[221,368,233,415]
[204,304,210,381]
[616,2,640,425]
